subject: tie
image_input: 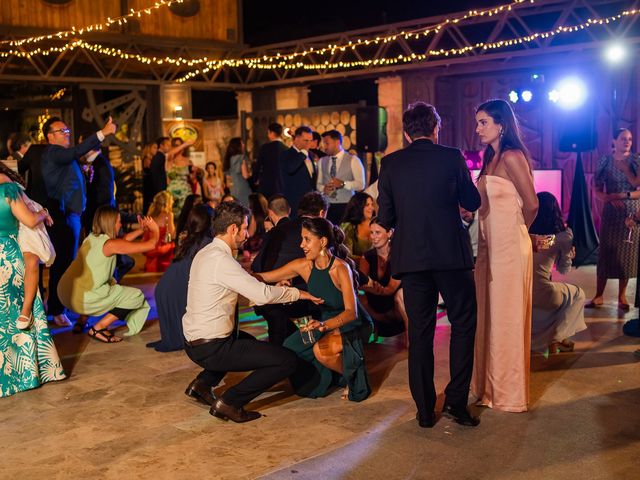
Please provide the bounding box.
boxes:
[330,156,337,198]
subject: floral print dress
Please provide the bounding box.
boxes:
[0,182,65,397]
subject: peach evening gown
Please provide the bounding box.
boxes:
[472,175,533,412]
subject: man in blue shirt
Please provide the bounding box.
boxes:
[41,116,116,326]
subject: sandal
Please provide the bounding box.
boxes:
[88,327,122,343]
[73,315,88,334]
[618,302,631,312]
[584,301,603,309]
[16,314,33,330]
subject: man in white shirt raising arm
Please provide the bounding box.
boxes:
[182,201,323,423]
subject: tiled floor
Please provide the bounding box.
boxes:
[1,265,639,479]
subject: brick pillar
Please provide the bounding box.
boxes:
[275,86,309,110]
[377,76,403,154]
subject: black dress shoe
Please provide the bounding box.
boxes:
[210,398,261,423]
[416,411,437,428]
[442,404,480,427]
[184,378,217,406]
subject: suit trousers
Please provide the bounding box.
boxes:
[402,269,477,416]
[254,300,311,346]
[184,331,297,408]
[47,210,81,316]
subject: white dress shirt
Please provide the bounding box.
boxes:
[182,237,301,341]
[293,146,314,177]
[316,149,366,202]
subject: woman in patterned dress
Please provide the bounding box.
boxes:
[166,137,195,216]
[0,167,66,397]
[587,128,640,310]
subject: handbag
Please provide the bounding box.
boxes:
[17,194,56,266]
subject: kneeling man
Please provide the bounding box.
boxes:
[183,201,322,423]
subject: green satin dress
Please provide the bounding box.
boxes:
[0,182,66,397]
[284,256,372,401]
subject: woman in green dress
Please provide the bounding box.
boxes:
[340,192,376,263]
[166,137,195,216]
[0,170,66,398]
[256,217,373,401]
[57,206,160,343]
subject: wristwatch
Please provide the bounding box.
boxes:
[627,191,631,198]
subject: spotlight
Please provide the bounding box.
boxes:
[521,90,533,102]
[604,42,627,64]
[508,90,519,103]
[549,76,587,110]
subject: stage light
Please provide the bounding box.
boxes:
[508,90,519,103]
[605,42,627,64]
[521,90,533,102]
[549,76,587,110]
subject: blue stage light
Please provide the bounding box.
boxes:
[549,76,587,110]
[508,90,519,103]
[521,90,533,102]
[605,42,627,64]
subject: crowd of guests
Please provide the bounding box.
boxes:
[2,98,635,431]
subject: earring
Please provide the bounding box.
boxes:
[319,248,325,256]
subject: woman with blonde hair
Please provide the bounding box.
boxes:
[58,206,160,343]
[144,190,176,272]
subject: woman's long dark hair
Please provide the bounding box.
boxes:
[223,137,243,173]
[477,99,532,177]
[248,192,268,236]
[175,194,202,239]
[0,161,25,187]
[301,217,359,287]
[529,192,566,235]
[342,192,373,225]
[173,204,214,261]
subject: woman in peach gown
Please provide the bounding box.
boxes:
[472,99,539,412]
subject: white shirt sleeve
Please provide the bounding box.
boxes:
[344,155,365,191]
[96,131,105,142]
[218,256,301,306]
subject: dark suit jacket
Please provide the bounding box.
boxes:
[279,147,317,216]
[42,134,101,214]
[377,138,481,276]
[252,216,307,289]
[17,144,48,206]
[253,140,288,198]
[150,151,167,195]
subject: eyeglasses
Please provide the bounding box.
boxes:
[50,128,71,135]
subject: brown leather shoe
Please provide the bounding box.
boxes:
[210,398,261,423]
[184,378,217,406]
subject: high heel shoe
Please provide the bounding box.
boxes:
[16,314,33,330]
[549,339,574,354]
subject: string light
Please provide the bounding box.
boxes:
[0,0,184,46]
[175,8,640,82]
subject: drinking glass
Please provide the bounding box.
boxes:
[294,316,317,345]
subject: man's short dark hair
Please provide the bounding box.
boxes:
[321,129,343,143]
[268,123,283,137]
[213,201,251,235]
[268,194,290,217]
[298,191,329,217]
[156,136,170,148]
[294,126,312,137]
[9,133,30,154]
[42,116,63,142]
[402,102,441,140]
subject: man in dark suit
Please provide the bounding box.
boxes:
[16,141,49,206]
[81,142,116,234]
[252,123,288,199]
[41,116,117,326]
[150,136,171,200]
[252,192,329,345]
[377,102,481,429]
[279,126,317,217]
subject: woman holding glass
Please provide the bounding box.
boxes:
[587,128,640,310]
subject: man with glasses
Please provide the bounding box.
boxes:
[41,116,117,327]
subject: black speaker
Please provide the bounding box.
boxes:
[558,103,597,152]
[356,106,388,152]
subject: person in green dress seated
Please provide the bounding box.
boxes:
[58,206,160,343]
[340,192,376,263]
[256,217,373,401]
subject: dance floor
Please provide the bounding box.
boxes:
[1,264,639,479]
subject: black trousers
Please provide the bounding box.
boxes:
[254,300,311,346]
[46,210,81,316]
[184,331,297,408]
[326,202,347,225]
[402,269,477,416]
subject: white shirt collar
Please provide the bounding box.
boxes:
[293,146,309,157]
[213,236,233,256]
